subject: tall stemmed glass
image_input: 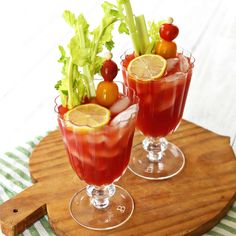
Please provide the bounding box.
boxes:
[55,80,139,230]
[121,49,194,180]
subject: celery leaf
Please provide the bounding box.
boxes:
[105,40,115,51]
[118,22,129,34]
[63,10,77,29]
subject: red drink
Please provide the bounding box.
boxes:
[58,111,136,186]
[122,52,194,137]
[56,84,138,186]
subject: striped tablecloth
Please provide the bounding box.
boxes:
[1,135,236,236]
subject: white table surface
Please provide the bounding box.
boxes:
[0,1,236,235]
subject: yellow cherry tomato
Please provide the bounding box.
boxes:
[155,39,177,59]
[96,81,119,107]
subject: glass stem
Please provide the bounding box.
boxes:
[86,184,116,209]
[143,137,168,162]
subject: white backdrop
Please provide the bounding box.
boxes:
[0,0,236,154]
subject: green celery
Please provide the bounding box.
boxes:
[118,0,140,55]
[67,58,74,109]
[135,15,149,55]
[116,1,167,56]
[78,25,95,98]
[56,6,119,109]
[146,20,167,54]
[90,18,117,75]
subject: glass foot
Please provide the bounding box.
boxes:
[69,185,134,230]
[129,138,185,180]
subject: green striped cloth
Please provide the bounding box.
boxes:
[1,135,236,236]
[0,135,55,236]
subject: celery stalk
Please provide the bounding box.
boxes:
[145,41,156,54]
[135,15,149,55]
[120,0,140,55]
[91,18,117,75]
[57,5,120,108]
[67,58,74,109]
[78,25,95,98]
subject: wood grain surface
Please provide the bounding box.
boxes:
[0,120,236,236]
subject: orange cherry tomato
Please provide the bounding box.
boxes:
[96,81,118,107]
[155,39,177,59]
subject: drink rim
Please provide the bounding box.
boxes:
[120,47,195,82]
[54,79,139,130]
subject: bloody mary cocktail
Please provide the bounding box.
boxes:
[121,49,194,180]
[122,51,193,138]
[57,92,138,186]
[117,0,195,180]
[54,0,141,227]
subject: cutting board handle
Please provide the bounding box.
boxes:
[0,183,47,236]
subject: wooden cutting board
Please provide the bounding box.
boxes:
[1,120,236,236]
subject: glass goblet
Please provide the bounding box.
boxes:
[121,49,194,180]
[55,80,139,230]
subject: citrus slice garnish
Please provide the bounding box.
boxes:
[127,54,167,80]
[64,104,110,132]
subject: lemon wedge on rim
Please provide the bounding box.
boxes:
[64,104,110,132]
[127,54,167,81]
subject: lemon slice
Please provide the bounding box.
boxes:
[64,104,110,132]
[127,54,167,80]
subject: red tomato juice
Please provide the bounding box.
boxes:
[57,102,137,186]
[122,53,193,137]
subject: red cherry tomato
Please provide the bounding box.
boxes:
[156,39,177,59]
[96,81,119,107]
[82,96,90,104]
[122,53,135,69]
[160,23,179,42]
[58,105,68,117]
[101,59,118,81]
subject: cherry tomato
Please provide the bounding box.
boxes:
[58,105,68,117]
[160,23,179,42]
[101,59,118,81]
[122,53,135,69]
[96,81,119,107]
[82,96,90,104]
[155,40,177,59]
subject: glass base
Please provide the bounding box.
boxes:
[129,138,185,180]
[69,185,134,230]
